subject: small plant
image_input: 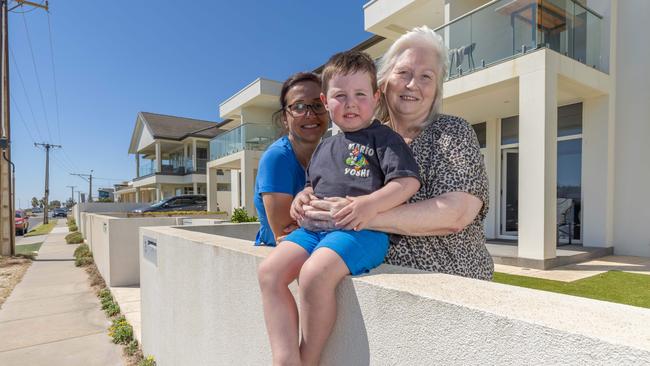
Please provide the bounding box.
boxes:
[109,316,134,345]
[125,339,139,356]
[105,302,121,317]
[67,217,76,226]
[65,232,84,244]
[138,356,156,366]
[73,243,93,267]
[230,207,258,223]
[73,243,91,259]
[68,224,78,232]
[75,256,93,267]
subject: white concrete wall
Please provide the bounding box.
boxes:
[611,0,650,257]
[73,202,149,232]
[140,225,650,366]
[87,213,182,287]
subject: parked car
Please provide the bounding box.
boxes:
[132,195,207,213]
[52,208,67,217]
[32,207,43,214]
[15,210,29,235]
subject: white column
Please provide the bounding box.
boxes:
[156,184,162,201]
[484,118,498,239]
[136,154,140,178]
[135,188,141,203]
[241,152,256,216]
[193,182,198,195]
[582,96,612,248]
[517,69,557,261]
[155,142,162,173]
[207,166,217,211]
[230,169,240,212]
[192,139,197,173]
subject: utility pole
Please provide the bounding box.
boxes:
[35,143,61,224]
[0,0,49,256]
[71,170,93,202]
[66,185,76,205]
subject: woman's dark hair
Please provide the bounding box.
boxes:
[272,72,322,134]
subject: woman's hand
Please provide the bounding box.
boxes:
[332,195,379,231]
[290,187,317,221]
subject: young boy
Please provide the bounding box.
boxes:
[259,50,421,365]
[283,50,421,276]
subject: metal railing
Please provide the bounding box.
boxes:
[210,123,279,161]
[436,0,604,80]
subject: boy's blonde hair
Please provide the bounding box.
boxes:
[321,50,378,95]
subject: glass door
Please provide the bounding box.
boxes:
[501,148,519,236]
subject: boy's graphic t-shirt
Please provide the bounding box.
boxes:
[307,120,421,199]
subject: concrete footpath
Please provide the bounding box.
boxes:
[0,220,123,366]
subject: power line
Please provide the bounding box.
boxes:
[21,11,53,143]
[9,46,45,142]
[10,96,37,144]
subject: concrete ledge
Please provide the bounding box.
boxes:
[140,225,650,365]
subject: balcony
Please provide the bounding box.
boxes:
[137,158,207,178]
[436,0,604,80]
[209,123,279,161]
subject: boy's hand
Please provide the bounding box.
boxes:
[290,187,317,221]
[332,195,378,231]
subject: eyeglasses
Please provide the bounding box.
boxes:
[285,102,327,117]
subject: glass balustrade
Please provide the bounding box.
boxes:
[210,123,279,161]
[436,0,604,80]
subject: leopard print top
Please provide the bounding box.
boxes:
[385,114,494,281]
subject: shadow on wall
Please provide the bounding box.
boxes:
[324,278,371,365]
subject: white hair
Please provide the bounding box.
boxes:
[376,26,449,126]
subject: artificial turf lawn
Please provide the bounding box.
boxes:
[493,270,650,309]
[15,242,43,256]
[24,219,58,237]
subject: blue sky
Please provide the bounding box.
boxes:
[9,0,370,208]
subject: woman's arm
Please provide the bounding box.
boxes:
[367,191,482,236]
[262,192,296,241]
[306,191,482,236]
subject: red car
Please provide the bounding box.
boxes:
[15,210,29,235]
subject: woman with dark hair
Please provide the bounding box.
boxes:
[253,72,329,246]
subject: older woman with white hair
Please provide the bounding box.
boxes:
[294,26,493,280]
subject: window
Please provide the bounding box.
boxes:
[558,103,583,137]
[217,183,231,191]
[501,116,519,145]
[472,122,487,148]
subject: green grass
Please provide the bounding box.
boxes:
[494,270,650,308]
[15,242,43,256]
[24,220,58,237]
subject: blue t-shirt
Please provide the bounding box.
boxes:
[254,136,306,246]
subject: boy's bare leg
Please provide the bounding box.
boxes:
[298,248,350,366]
[258,242,310,366]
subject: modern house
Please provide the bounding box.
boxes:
[116,112,230,209]
[204,0,648,266]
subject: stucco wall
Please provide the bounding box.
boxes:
[611,0,650,257]
[87,214,183,286]
[140,225,650,366]
[73,202,149,232]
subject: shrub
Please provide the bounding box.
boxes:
[73,243,91,258]
[66,232,84,244]
[109,316,133,345]
[139,356,156,366]
[75,256,94,267]
[105,302,121,317]
[125,339,139,356]
[230,207,258,223]
[68,224,78,232]
[67,217,76,226]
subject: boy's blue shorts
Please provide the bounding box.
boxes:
[284,228,389,275]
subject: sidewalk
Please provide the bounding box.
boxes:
[0,221,123,366]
